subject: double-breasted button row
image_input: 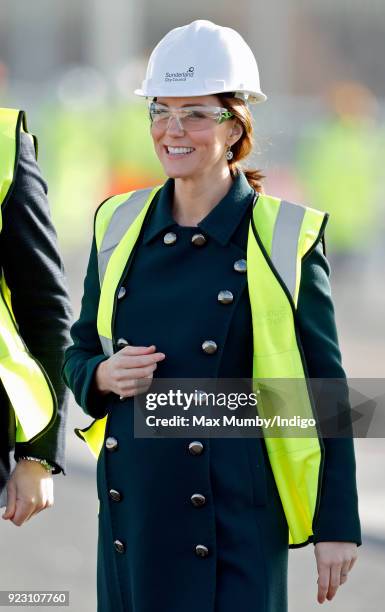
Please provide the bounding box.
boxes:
[198,260,247,358]
[188,440,204,455]
[163,232,208,247]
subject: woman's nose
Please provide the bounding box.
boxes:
[166,115,185,134]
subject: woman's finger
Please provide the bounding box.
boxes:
[116,371,153,394]
[339,560,351,585]
[115,363,157,383]
[12,498,35,526]
[349,555,357,571]
[2,480,16,520]
[317,564,330,604]
[119,344,157,354]
[326,563,342,600]
[117,352,165,369]
[119,377,153,398]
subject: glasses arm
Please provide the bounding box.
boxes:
[217,110,234,124]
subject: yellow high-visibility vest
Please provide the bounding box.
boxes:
[0,108,57,443]
[75,184,329,547]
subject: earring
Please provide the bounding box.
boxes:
[225,146,234,161]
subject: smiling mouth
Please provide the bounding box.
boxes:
[164,145,196,157]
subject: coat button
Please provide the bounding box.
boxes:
[191,493,206,507]
[117,286,126,300]
[195,544,209,558]
[217,290,234,304]
[191,233,207,247]
[114,539,125,554]
[234,258,247,273]
[109,488,122,502]
[105,436,118,451]
[116,337,130,349]
[163,231,177,245]
[202,340,217,354]
[188,441,204,456]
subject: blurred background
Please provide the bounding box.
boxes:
[0,0,384,610]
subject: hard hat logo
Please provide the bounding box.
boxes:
[134,20,267,104]
[164,67,196,83]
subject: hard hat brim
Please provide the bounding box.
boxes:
[134,87,267,103]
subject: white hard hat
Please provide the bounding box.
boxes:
[134,20,267,104]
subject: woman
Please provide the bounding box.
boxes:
[63,20,361,612]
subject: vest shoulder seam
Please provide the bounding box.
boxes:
[263,193,327,217]
[93,186,159,244]
[93,192,133,235]
[93,186,157,221]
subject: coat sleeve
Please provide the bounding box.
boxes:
[296,240,362,546]
[0,131,73,475]
[61,235,111,419]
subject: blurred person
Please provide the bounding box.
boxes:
[63,20,361,612]
[0,108,72,526]
[296,80,381,266]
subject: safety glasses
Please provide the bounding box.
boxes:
[148,101,234,132]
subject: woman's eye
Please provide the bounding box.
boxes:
[187,111,206,119]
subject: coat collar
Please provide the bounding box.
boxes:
[142,170,256,246]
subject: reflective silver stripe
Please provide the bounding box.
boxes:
[271,200,305,298]
[100,335,113,357]
[98,187,154,286]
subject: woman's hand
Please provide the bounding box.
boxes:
[314,541,358,603]
[95,344,166,399]
[1,460,54,526]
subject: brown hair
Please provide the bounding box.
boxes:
[217,93,265,194]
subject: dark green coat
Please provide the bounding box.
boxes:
[63,170,361,612]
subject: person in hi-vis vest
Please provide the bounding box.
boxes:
[63,20,361,612]
[0,108,72,526]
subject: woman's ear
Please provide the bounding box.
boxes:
[227,119,243,147]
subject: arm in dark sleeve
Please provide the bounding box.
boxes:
[296,240,362,546]
[62,235,111,419]
[0,132,73,475]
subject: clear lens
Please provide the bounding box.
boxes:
[149,103,233,131]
